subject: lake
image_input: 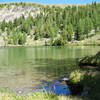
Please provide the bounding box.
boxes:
[0,46,99,94]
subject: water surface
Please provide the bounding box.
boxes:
[0,46,99,94]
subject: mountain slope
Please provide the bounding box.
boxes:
[0,2,99,46]
[0,4,40,22]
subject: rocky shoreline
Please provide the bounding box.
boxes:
[79,51,100,70]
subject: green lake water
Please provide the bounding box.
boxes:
[0,46,99,94]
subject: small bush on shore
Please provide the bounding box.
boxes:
[52,38,66,46]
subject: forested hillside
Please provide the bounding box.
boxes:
[0,2,100,46]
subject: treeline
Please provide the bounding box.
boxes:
[0,2,42,7]
[34,2,100,45]
[0,2,100,45]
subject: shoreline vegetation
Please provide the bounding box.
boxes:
[0,33,100,47]
[0,40,100,47]
[0,91,84,100]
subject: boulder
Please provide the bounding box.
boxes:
[79,51,100,69]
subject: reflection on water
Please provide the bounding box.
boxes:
[0,46,99,94]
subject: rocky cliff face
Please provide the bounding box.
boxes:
[0,4,40,22]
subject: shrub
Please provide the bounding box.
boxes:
[52,37,66,46]
[70,70,85,83]
[18,32,26,45]
[34,34,39,40]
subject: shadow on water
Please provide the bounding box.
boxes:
[33,58,79,78]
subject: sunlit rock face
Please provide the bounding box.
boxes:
[0,4,40,22]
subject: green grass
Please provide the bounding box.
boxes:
[0,92,84,100]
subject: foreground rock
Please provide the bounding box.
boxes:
[79,51,100,70]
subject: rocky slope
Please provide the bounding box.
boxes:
[0,4,40,22]
[0,3,42,46]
